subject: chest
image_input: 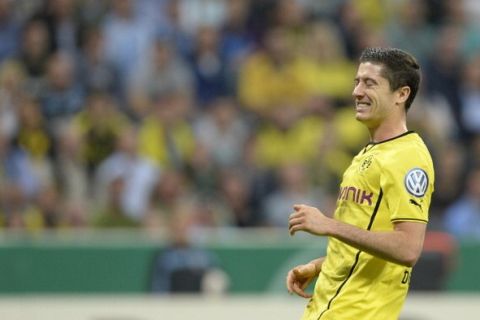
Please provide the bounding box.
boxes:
[334,150,386,227]
[340,151,381,203]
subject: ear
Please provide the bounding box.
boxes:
[395,86,411,106]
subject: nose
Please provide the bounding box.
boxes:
[352,83,364,99]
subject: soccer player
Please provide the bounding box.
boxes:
[286,47,434,319]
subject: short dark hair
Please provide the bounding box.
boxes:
[359,47,420,111]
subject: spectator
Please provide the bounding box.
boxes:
[34,184,61,228]
[102,0,156,88]
[78,27,121,98]
[335,0,369,60]
[385,0,435,64]
[189,25,230,107]
[61,199,89,229]
[0,130,42,231]
[15,95,55,187]
[154,0,193,59]
[73,91,128,177]
[145,169,193,228]
[466,134,480,173]
[261,162,323,227]
[220,0,254,83]
[0,60,24,139]
[301,21,357,105]
[34,0,84,55]
[430,141,467,221]
[92,175,139,228]
[251,105,324,169]
[18,19,52,96]
[443,167,480,239]
[273,0,310,53]
[423,25,465,139]
[460,53,480,138]
[138,92,195,170]
[441,0,480,59]
[94,126,159,222]
[0,0,21,62]
[0,182,43,231]
[175,0,226,35]
[216,168,258,227]
[187,143,218,199]
[238,26,316,118]
[193,96,250,168]
[132,36,194,102]
[150,207,227,293]
[54,123,88,204]
[39,51,85,127]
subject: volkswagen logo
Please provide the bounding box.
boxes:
[404,168,429,197]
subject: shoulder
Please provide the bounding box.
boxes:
[377,133,435,190]
[379,133,433,168]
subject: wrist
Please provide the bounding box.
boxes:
[308,259,322,275]
[307,262,319,275]
[324,217,337,237]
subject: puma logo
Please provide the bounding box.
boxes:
[409,199,422,209]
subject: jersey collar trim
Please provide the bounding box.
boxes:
[366,130,415,146]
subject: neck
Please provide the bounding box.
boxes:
[368,116,408,143]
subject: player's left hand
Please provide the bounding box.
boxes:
[286,262,317,298]
[288,204,331,236]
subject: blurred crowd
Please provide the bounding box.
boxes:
[0,0,480,239]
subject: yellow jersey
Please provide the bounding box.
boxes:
[302,131,434,320]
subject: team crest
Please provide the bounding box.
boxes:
[404,168,429,197]
[359,155,374,172]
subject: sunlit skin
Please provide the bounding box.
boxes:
[286,62,427,298]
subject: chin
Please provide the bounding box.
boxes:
[355,113,368,122]
[355,114,376,128]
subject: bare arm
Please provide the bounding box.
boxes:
[288,204,426,267]
[308,257,325,273]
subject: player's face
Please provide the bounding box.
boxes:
[352,62,396,128]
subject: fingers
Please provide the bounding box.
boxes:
[288,214,301,224]
[293,263,316,278]
[289,215,305,236]
[289,223,303,236]
[286,270,295,294]
[287,264,316,298]
[293,204,303,211]
[292,280,313,298]
[289,211,301,220]
[289,205,311,234]
[286,269,305,294]
[289,226,298,236]
[289,212,299,235]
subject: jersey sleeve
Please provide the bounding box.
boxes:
[380,153,434,223]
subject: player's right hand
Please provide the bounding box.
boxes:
[286,262,317,298]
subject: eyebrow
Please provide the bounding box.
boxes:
[354,76,379,85]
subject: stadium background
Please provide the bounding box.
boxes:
[1,0,480,318]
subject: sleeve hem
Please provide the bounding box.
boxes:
[391,218,428,223]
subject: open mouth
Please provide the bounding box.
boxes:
[355,101,371,110]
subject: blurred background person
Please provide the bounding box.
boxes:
[443,167,480,240]
[0,0,21,62]
[39,51,85,130]
[94,125,159,223]
[150,206,227,294]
